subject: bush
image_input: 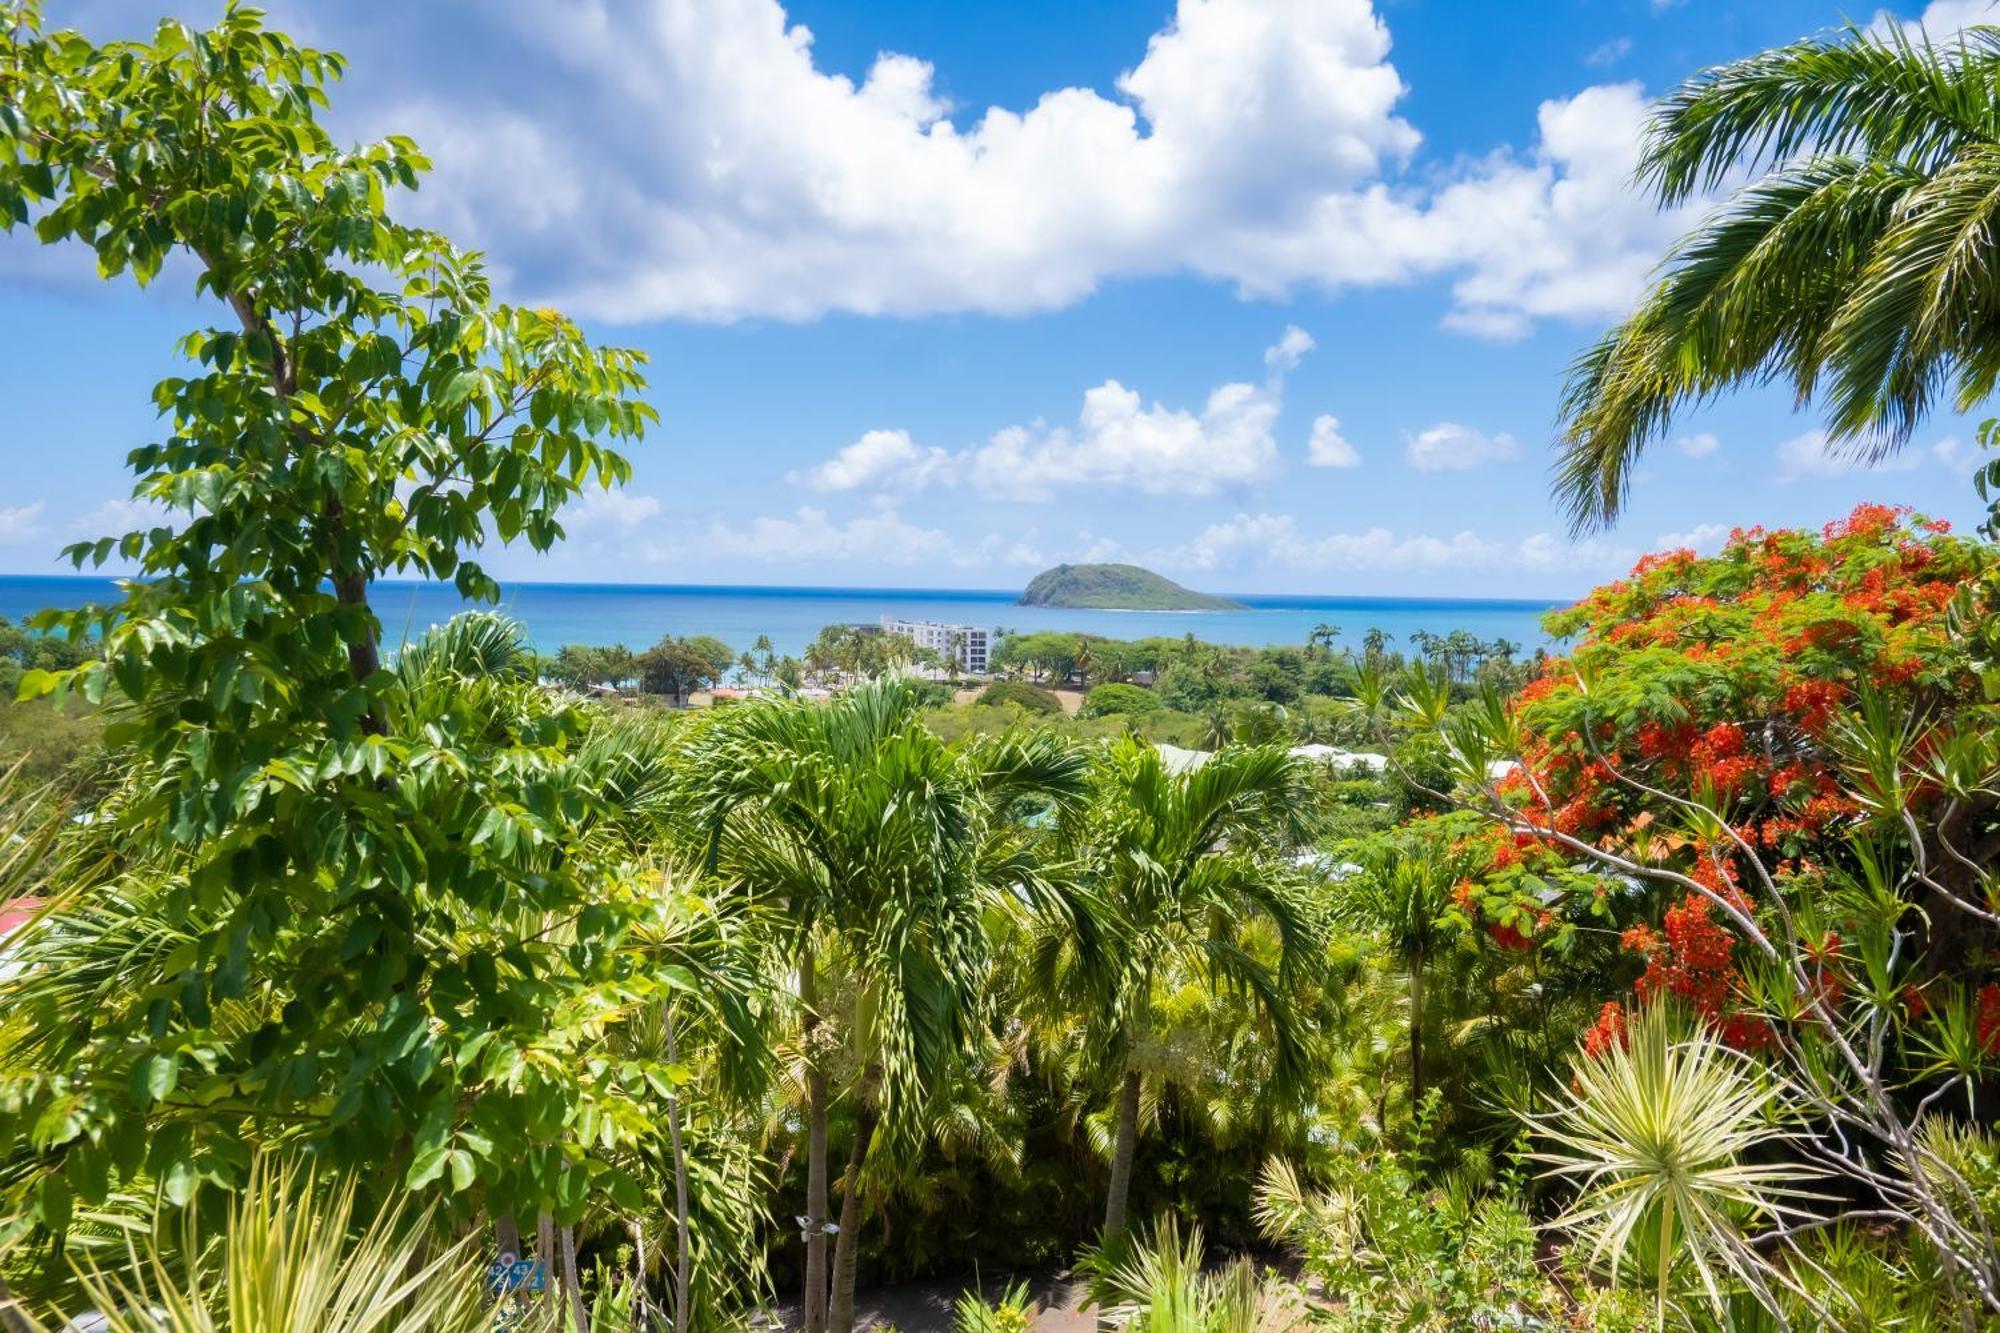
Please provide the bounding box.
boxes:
[979,680,1063,715]
[1081,683,1159,718]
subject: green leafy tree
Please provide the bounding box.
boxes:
[641,637,721,703]
[0,6,656,1232]
[1556,21,2000,528]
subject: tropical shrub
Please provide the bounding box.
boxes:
[1251,1143,1563,1329]
[1081,683,1159,718]
[978,680,1063,715]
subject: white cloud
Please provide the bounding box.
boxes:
[138,0,1695,336]
[1264,325,1316,372]
[1585,37,1632,68]
[1425,83,1697,341]
[566,487,663,531]
[1306,414,1360,468]
[70,498,165,535]
[1656,521,1731,553]
[1874,0,1999,39]
[1775,429,1925,481]
[968,377,1281,499]
[702,505,1041,571]
[1149,511,1630,576]
[1673,431,1721,458]
[1403,421,1520,472]
[794,429,953,493]
[0,502,43,545]
[796,328,1305,499]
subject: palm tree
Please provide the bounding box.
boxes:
[1198,705,1234,751]
[1307,623,1339,656]
[1046,738,1317,1243]
[1556,21,2000,529]
[1335,829,1470,1110]
[678,680,1085,1333]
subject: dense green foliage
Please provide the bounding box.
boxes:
[0,2,659,1232]
[5,8,2000,1333]
[1017,563,1241,611]
[975,680,1062,715]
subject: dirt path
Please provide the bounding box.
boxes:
[752,1270,1093,1332]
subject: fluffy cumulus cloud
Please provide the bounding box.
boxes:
[1306,415,1360,468]
[1403,422,1520,472]
[1147,511,1632,576]
[799,328,1307,499]
[31,0,1699,334]
[794,429,953,494]
[0,502,43,545]
[1673,431,1721,458]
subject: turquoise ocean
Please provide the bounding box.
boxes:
[0,576,1570,659]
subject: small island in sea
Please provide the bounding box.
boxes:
[1017,562,1245,611]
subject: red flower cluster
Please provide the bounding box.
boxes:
[1632,893,1738,1018]
[1979,984,2000,1058]
[1513,506,1990,1062]
[1582,1001,1627,1059]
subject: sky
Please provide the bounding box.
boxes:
[1,0,1996,597]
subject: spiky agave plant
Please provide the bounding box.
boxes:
[1093,1217,1302,1333]
[1530,1002,1824,1327]
[56,1155,494,1333]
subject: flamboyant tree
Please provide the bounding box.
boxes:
[1383,506,2000,1319]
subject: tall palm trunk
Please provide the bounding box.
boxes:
[1408,947,1425,1110]
[801,952,830,1333]
[560,1224,588,1333]
[663,1006,693,1333]
[538,1214,558,1317]
[1102,1066,1143,1241]
[828,1069,883,1333]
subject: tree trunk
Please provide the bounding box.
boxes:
[827,1076,882,1333]
[560,1224,588,1333]
[538,1214,559,1319]
[494,1214,523,1260]
[801,953,831,1333]
[1102,1066,1143,1242]
[663,1007,693,1333]
[1408,950,1425,1110]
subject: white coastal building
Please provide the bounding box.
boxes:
[880,617,993,673]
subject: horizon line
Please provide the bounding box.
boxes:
[0,569,1575,609]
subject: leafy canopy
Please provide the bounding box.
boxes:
[0,2,661,1230]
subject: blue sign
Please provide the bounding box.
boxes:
[486,1252,547,1297]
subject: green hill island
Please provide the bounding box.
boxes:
[1016,563,1245,611]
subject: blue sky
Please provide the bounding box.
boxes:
[1,0,1993,597]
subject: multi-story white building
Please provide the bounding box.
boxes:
[880,617,993,674]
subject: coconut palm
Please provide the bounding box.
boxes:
[1556,21,2000,529]
[676,679,1086,1333]
[1043,738,1317,1243]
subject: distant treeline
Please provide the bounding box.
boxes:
[531,621,1541,711]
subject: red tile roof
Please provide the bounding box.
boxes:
[0,897,42,939]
